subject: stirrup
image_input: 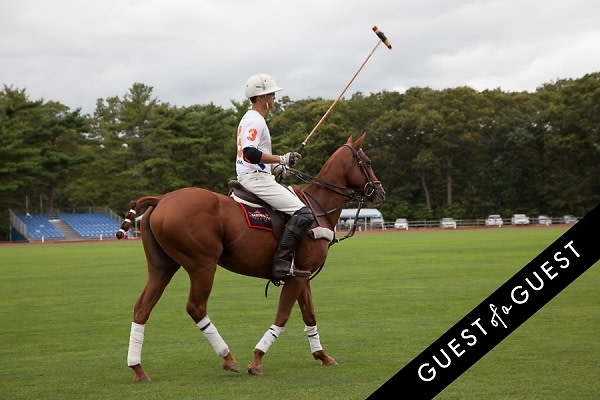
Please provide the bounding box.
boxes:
[272,261,311,279]
[272,270,311,279]
[284,267,311,278]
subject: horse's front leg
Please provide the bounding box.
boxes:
[297,281,337,367]
[187,269,239,373]
[247,278,307,375]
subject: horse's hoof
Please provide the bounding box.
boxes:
[313,350,337,366]
[223,362,240,373]
[132,374,151,383]
[322,357,337,367]
[247,366,263,376]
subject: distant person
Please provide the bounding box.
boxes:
[235,73,314,279]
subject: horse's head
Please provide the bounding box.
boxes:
[298,133,385,226]
[342,133,386,205]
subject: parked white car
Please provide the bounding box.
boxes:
[440,217,457,229]
[537,215,552,226]
[394,218,409,230]
[511,214,530,225]
[370,218,385,229]
[563,215,578,224]
[485,214,503,227]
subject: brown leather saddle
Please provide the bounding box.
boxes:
[228,180,297,240]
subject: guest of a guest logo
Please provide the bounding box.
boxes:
[417,240,581,382]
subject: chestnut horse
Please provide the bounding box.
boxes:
[116,133,385,382]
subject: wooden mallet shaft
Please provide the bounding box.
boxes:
[299,26,393,151]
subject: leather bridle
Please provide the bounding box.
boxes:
[290,144,384,230]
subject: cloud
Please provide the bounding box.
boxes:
[1,0,599,114]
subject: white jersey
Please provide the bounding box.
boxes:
[234,109,305,214]
[236,109,272,176]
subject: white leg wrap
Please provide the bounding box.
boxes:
[197,316,229,358]
[127,322,145,366]
[304,325,323,353]
[255,325,284,353]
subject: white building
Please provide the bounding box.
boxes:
[337,208,384,230]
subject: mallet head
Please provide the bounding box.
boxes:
[372,26,392,49]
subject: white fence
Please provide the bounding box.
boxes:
[335,216,576,231]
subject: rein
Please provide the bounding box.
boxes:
[288,143,378,246]
[330,200,364,244]
[265,143,380,295]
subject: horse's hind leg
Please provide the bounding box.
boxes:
[297,282,337,367]
[127,212,180,383]
[128,261,179,382]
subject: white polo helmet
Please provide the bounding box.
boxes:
[244,73,283,99]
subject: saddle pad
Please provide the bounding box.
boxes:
[239,203,273,231]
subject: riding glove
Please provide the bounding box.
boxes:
[272,164,291,177]
[279,152,301,167]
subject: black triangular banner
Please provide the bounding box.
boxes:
[368,204,600,399]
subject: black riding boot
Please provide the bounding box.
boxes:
[272,207,314,279]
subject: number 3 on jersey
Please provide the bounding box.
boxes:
[237,127,258,157]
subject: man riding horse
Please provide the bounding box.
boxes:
[118,73,385,381]
[235,73,313,279]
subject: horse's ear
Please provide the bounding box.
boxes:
[346,135,354,144]
[353,132,366,148]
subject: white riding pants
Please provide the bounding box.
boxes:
[237,172,305,215]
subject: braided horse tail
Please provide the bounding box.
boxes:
[116,195,162,239]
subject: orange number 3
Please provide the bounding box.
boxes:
[247,128,258,141]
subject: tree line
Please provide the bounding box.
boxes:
[1,72,599,240]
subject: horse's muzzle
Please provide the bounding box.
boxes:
[367,182,385,206]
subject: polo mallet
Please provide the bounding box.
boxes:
[297,26,392,155]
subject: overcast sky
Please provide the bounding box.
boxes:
[2,0,599,115]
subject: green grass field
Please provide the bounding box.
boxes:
[0,227,598,399]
